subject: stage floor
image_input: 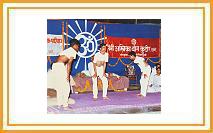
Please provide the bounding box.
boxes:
[47,90,161,114]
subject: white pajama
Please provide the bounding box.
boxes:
[47,63,71,107]
[140,75,150,96]
[89,64,108,99]
[140,66,151,96]
[92,77,98,98]
[96,66,108,98]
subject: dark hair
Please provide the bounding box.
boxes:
[156,63,161,66]
[156,63,161,69]
[100,43,106,48]
[128,51,136,57]
[70,39,80,47]
[156,67,161,71]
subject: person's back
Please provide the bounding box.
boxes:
[56,39,80,65]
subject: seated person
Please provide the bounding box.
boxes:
[81,70,91,77]
[73,72,92,92]
[148,67,161,93]
[106,72,129,91]
[150,63,161,82]
[106,73,120,78]
[125,65,135,76]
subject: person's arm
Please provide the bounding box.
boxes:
[103,53,109,77]
[66,57,74,81]
[92,62,97,78]
[93,55,98,78]
[103,62,107,77]
[143,67,148,79]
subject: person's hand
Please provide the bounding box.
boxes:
[93,73,97,78]
[103,73,107,77]
[117,76,121,80]
[66,75,70,82]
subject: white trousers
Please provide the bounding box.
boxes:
[92,66,108,98]
[47,63,71,107]
[139,76,150,97]
[147,85,161,93]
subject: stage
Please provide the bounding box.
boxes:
[47,90,161,114]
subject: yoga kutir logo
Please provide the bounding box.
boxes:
[64,20,105,70]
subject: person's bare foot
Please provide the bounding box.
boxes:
[137,94,144,97]
[137,93,142,96]
[103,97,109,100]
[68,98,75,105]
[62,106,72,111]
[93,98,98,101]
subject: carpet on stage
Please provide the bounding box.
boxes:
[47,90,161,114]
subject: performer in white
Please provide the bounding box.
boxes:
[92,44,109,100]
[148,67,161,93]
[149,63,161,83]
[47,39,80,108]
[88,55,98,99]
[128,51,151,97]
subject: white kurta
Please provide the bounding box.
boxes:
[59,47,77,59]
[134,56,145,70]
[148,74,161,93]
[134,56,151,97]
[93,52,109,98]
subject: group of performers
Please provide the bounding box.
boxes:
[47,39,161,109]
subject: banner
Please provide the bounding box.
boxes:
[105,23,160,38]
[47,34,63,56]
[106,36,160,58]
